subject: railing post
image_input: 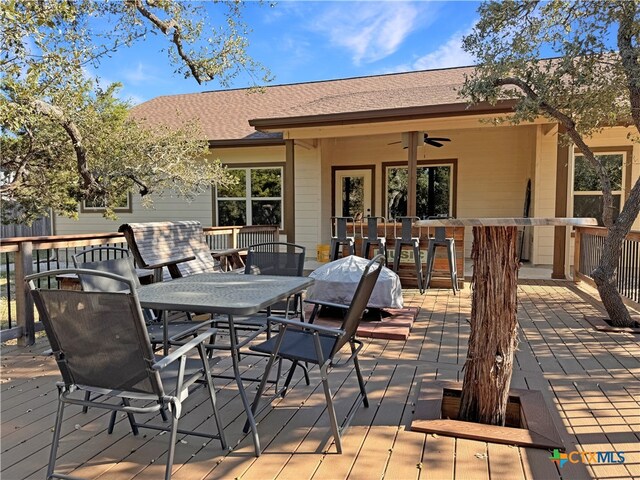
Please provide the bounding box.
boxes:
[15,241,34,346]
[231,227,239,249]
[573,227,581,283]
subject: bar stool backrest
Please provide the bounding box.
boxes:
[395,216,420,241]
[363,216,386,241]
[332,216,354,240]
[427,215,454,242]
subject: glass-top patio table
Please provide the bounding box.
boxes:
[137,272,314,457]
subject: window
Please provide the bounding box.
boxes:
[573,153,624,226]
[81,191,131,213]
[385,162,454,220]
[216,167,283,227]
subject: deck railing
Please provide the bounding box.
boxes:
[574,226,640,306]
[0,225,279,345]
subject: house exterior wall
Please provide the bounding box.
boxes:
[53,189,213,235]
[317,125,537,258]
[53,122,638,270]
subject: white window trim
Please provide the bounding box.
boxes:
[570,151,626,219]
[216,166,283,228]
[81,192,132,213]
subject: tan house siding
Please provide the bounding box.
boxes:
[293,145,321,256]
[532,125,560,265]
[54,190,213,235]
[452,125,535,257]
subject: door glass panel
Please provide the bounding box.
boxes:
[334,169,372,218]
[341,176,365,217]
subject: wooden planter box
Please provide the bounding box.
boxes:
[410,380,564,450]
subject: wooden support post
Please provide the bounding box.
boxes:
[553,124,569,279]
[15,241,34,346]
[459,226,519,425]
[573,227,582,283]
[285,139,296,243]
[407,131,418,217]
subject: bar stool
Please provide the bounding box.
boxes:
[424,226,458,294]
[361,216,388,262]
[330,216,355,261]
[393,216,424,294]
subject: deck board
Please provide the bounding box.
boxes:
[3,280,639,479]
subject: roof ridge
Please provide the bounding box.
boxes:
[157,64,477,98]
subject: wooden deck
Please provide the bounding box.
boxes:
[2,280,639,480]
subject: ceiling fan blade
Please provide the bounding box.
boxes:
[427,140,444,147]
[388,141,402,145]
[428,137,451,142]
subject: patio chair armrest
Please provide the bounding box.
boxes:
[144,255,196,270]
[152,328,217,370]
[167,317,217,343]
[267,315,345,336]
[303,298,349,311]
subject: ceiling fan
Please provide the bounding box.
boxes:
[388,132,451,148]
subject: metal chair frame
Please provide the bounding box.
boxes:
[27,269,227,480]
[361,216,388,261]
[424,226,459,294]
[72,247,213,353]
[392,216,425,294]
[246,255,385,454]
[330,216,356,261]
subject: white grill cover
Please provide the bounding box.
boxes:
[306,255,403,309]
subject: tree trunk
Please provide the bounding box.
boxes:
[459,226,519,425]
[592,174,640,328]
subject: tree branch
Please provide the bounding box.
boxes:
[494,76,616,226]
[128,0,204,84]
[31,99,101,194]
[617,2,640,131]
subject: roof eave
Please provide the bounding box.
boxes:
[208,137,285,148]
[249,100,517,130]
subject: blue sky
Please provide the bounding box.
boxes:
[90,1,482,105]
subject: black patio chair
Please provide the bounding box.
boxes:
[27,269,227,480]
[72,247,214,353]
[246,254,385,454]
[243,242,306,319]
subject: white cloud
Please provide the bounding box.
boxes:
[312,2,420,65]
[412,29,475,70]
[122,62,160,85]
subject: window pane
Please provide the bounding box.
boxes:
[251,168,281,197]
[217,169,246,198]
[218,200,246,226]
[574,154,623,191]
[573,194,621,226]
[341,176,364,217]
[416,166,451,219]
[251,200,281,225]
[387,167,408,219]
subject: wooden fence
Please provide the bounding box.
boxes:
[0,225,279,345]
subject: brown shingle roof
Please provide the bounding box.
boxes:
[131,66,478,141]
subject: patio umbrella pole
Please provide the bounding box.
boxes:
[458,226,519,426]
